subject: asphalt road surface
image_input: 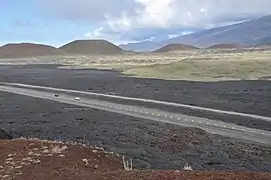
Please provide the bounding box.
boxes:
[0,84,270,145]
[2,81,271,122]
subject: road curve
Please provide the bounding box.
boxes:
[0,85,270,145]
[1,82,271,122]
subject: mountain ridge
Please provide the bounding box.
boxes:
[120,15,271,51]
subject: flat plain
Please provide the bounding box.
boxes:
[56,49,271,81]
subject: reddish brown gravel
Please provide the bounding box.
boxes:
[0,139,270,180]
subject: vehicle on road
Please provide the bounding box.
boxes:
[75,97,81,101]
[54,94,59,97]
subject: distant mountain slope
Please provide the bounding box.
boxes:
[154,43,199,53]
[121,15,271,51]
[120,41,162,52]
[166,15,271,48]
[206,44,249,49]
[0,43,60,58]
[59,40,125,55]
[251,37,271,46]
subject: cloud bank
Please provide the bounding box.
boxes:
[39,0,271,43]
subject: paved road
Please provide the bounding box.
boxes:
[0,84,271,145]
[1,82,271,122]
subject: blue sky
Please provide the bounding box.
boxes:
[0,0,270,47]
[0,0,94,46]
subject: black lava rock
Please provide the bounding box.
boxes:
[0,129,13,140]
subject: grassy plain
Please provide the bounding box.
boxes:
[56,49,271,81]
[1,49,270,81]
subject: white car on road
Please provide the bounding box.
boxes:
[75,97,81,101]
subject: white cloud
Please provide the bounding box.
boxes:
[133,0,177,27]
[40,0,271,43]
[84,27,104,38]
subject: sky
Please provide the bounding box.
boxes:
[0,0,271,47]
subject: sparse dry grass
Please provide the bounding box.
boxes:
[0,139,70,179]
[1,49,271,81]
[56,53,194,70]
[123,52,271,81]
[56,50,271,81]
[0,138,125,179]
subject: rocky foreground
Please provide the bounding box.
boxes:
[0,139,270,180]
